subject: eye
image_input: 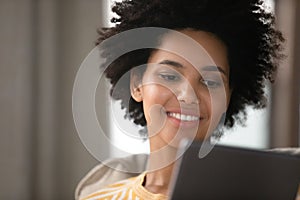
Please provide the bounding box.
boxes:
[201,79,222,88]
[159,73,180,81]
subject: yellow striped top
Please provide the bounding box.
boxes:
[81,172,168,200]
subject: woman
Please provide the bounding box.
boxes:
[78,0,284,199]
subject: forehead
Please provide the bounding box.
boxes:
[152,29,229,73]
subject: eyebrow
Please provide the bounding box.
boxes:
[158,60,184,68]
[158,59,228,76]
[202,65,228,76]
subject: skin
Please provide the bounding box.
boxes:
[131,29,231,195]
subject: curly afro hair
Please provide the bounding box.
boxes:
[96,0,284,129]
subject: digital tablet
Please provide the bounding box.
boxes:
[170,140,300,200]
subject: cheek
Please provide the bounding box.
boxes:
[142,85,174,122]
[201,90,228,127]
[209,91,230,128]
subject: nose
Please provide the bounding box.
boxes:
[176,80,199,104]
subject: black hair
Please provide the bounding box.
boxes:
[97,0,284,129]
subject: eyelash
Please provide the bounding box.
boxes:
[201,79,222,88]
[158,73,222,88]
[159,73,180,81]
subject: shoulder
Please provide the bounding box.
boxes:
[81,175,140,200]
[270,147,300,156]
[75,154,148,200]
[268,147,300,156]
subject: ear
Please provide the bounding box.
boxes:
[130,69,143,102]
[226,88,233,108]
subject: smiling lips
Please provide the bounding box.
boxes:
[167,112,200,122]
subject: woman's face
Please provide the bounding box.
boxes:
[131,30,231,149]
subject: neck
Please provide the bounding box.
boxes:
[146,163,175,185]
[144,141,179,195]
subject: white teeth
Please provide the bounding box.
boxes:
[168,112,199,121]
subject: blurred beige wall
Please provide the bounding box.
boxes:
[0,0,107,199]
[270,0,300,147]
